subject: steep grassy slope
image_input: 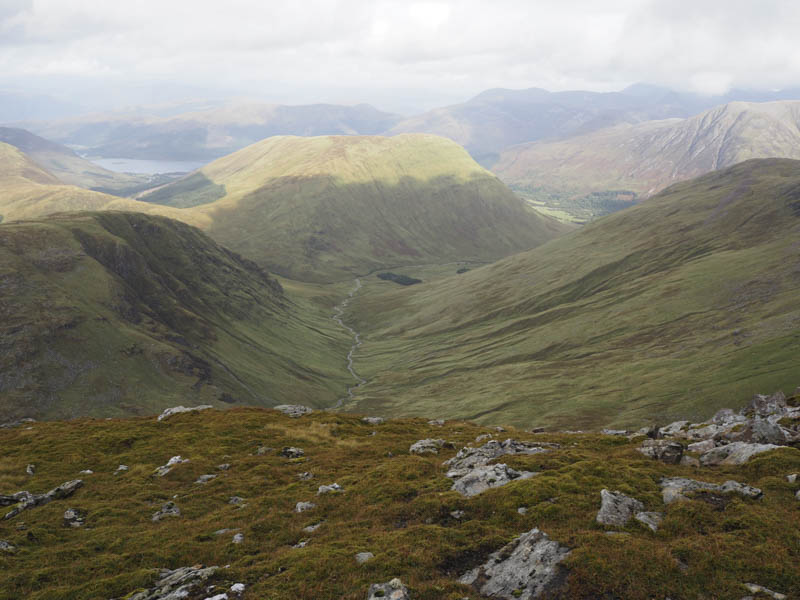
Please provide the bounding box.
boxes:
[140,134,569,282]
[1,407,798,599]
[343,159,800,429]
[495,101,800,222]
[24,102,402,161]
[0,211,351,422]
[0,127,166,195]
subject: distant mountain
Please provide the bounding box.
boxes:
[21,101,403,161]
[0,211,351,421]
[139,134,570,282]
[345,158,800,428]
[494,101,800,221]
[0,127,171,195]
[389,84,800,166]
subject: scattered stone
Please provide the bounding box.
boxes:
[63,508,86,528]
[409,438,446,454]
[153,456,189,477]
[687,439,716,454]
[115,465,129,474]
[280,447,305,459]
[228,496,245,506]
[786,473,797,483]
[152,501,180,522]
[356,552,374,564]
[303,521,324,533]
[195,474,217,484]
[362,417,385,425]
[293,538,310,548]
[517,507,528,515]
[638,439,684,464]
[460,528,570,600]
[217,464,230,471]
[274,404,313,418]
[317,483,343,495]
[295,501,316,513]
[634,511,663,532]
[26,464,35,476]
[122,566,218,600]
[230,583,246,595]
[0,540,15,552]
[450,510,465,519]
[699,442,780,466]
[157,405,212,421]
[297,472,314,480]
[661,477,762,504]
[742,583,787,599]
[367,578,411,600]
[451,463,536,497]
[596,489,644,528]
[601,429,628,436]
[232,533,244,544]
[428,419,445,426]
[2,479,84,520]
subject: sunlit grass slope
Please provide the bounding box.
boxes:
[0,211,350,422]
[345,159,800,428]
[141,134,569,282]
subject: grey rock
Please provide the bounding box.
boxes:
[742,583,787,599]
[362,417,385,425]
[232,533,244,544]
[152,501,180,522]
[195,474,217,484]
[2,479,83,520]
[659,421,689,437]
[746,391,787,418]
[638,439,684,464]
[274,404,313,418]
[355,551,374,564]
[451,463,535,497]
[495,426,506,432]
[634,511,663,532]
[254,446,273,455]
[115,465,129,474]
[517,507,528,515]
[156,405,212,421]
[230,583,246,595]
[459,528,570,600]
[427,419,445,426]
[0,540,15,552]
[303,521,324,532]
[366,578,411,600]
[297,471,314,480]
[217,463,231,471]
[475,434,493,443]
[661,477,762,504]
[750,418,787,444]
[228,496,245,505]
[153,455,189,477]
[450,510,465,519]
[280,447,305,459]
[123,565,218,600]
[26,464,35,476]
[317,483,343,495]
[295,501,316,513]
[444,439,553,478]
[699,442,780,466]
[0,418,35,429]
[601,429,628,436]
[687,439,716,454]
[63,508,86,528]
[79,469,94,475]
[409,438,446,454]
[787,473,798,483]
[596,489,644,528]
[293,538,310,548]
[212,528,239,536]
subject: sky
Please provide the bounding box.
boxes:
[1,0,800,115]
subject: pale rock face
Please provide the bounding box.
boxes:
[660,477,762,504]
[595,489,644,528]
[156,405,212,421]
[459,528,570,600]
[451,463,536,497]
[153,456,189,477]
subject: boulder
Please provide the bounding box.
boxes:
[787,474,798,483]
[217,463,231,471]
[659,421,689,437]
[687,439,716,454]
[123,566,218,600]
[601,429,628,436]
[195,474,217,484]
[2,479,83,520]
[153,456,189,477]
[274,404,313,418]
[317,483,343,495]
[660,477,762,504]
[409,439,446,454]
[366,578,411,600]
[634,511,663,532]
[303,521,324,532]
[459,528,570,600]
[0,540,15,552]
[297,472,314,480]
[232,533,244,544]
[152,501,180,522]
[749,418,787,444]
[115,465,129,475]
[26,464,35,476]
[362,417,385,425]
[280,447,305,459]
[156,405,212,421]
[638,439,684,464]
[444,439,553,478]
[699,442,780,466]
[295,501,316,513]
[595,489,644,528]
[355,552,374,564]
[63,508,86,528]
[229,496,245,505]
[451,464,535,497]
[230,583,246,595]
[427,419,445,426]
[746,391,787,418]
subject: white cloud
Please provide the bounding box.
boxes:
[0,0,799,112]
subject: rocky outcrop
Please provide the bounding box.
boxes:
[2,479,83,520]
[153,455,189,477]
[367,578,411,600]
[638,439,684,464]
[274,405,313,418]
[152,501,180,522]
[459,528,570,599]
[699,442,780,466]
[317,483,343,495]
[596,489,644,528]
[156,405,212,421]
[409,439,446,454]
[280,447,305,459]
[661,477,762,504]
[444,439,553,478]
[116,566,218,600]
[452,464,536,497]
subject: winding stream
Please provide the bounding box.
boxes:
[332,278,367,407]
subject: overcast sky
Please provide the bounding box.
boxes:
[1,0,799,114]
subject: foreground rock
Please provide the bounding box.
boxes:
[460,528,570,599]
[638,439,684,464]
[274,404,313,418]
[156,405,212,421]
[596,489,644,528]
[116,565,218,600]
[661,477,763,504]
[445,439,554,478]
[699,442,781,466]
[452,464,536,497]
[409,439,446,454]
[2,479,83,520]
[366,578,411,600]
